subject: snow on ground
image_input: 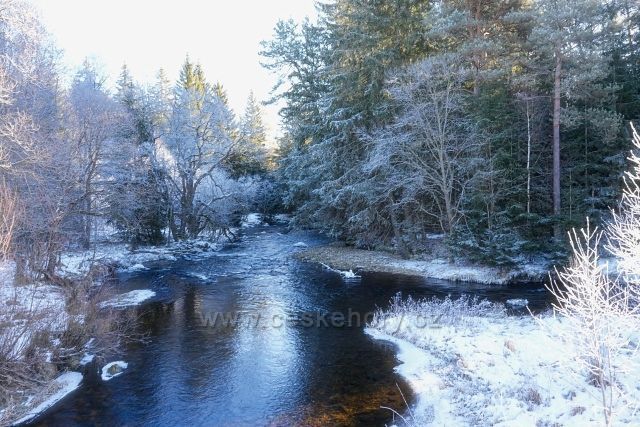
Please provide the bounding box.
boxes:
[99,289,156,309]
[0,261,82,426]
[366,328,461,426]
[13,372,83,425]
[390,258,548,285]
[297,245,549,284]
[60,244,176,276]
[367,303,640,426]
[79,352,95,366]
[101,361,128,381]
[0,262,67,359]
[59,237,230,276]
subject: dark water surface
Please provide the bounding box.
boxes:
[33,225,550,426]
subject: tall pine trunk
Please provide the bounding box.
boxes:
[553,49,562,240]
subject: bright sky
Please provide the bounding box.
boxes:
[27,0,318,139]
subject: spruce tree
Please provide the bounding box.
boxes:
[227,91,269,177]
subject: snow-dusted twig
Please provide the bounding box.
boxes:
[543,124,640,426]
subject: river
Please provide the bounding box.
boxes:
[33,223,549,426]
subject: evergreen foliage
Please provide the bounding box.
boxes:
[262,0,640,264]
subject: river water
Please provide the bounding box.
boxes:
[33,224,549,426]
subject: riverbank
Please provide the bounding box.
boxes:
[59,215,274,276]
[0,227,235,425]
[366,297,640,426]
[0,261,81,426]
[295,243,549,285]
[0,212,275,425]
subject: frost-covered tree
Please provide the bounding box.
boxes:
[260,18,330,218]
[262,0,430,239]
[545,125,640,426]
[0,0,70,276]
[115,64,154,144]
[161,59,237,239]
[259,0,638,262]
[606,123,640,279]
[362,55,483,251]
[66,61,131,248]
[105,66,171,245]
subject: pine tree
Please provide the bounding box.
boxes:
[109,65,169,244]
[212,82,230,106]
[178,56,206,94]
[227,91,269,177]
[115,63,153,144]
[149,67,172,137]
[260,18,331,217]
[115,64,135,107]
[260,0,638,263]
[283,0,431,239]
[529,0,612,239]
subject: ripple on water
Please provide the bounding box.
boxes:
[33,226,550,426]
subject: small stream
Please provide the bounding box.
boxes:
[33,224,550,426]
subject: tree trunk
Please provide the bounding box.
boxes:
[553,49,562,240]
[390,202,409,259]
[180,178,198,239]
[82,185,92,249]
[526,99,532,215]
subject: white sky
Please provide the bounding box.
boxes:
[27,0,318,139]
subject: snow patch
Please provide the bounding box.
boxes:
[100,289,155,308]
[297,245,549,285]
[126,263,148,271]
[368,308,640,425]
[426,233,445,240]
[0,262,67,359]
[390,258,547,285]
[101,361,128,381]
[366,328,459,425]
[320,263,361,281]
[59,236,229,276]
[79,353,95,366]
[13,372,82,425]
[341,269,360,279]
[293,241,308,248]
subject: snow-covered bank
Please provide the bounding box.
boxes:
[296,244,548,285]
[60,237,228,276]
[0,262,68,359]
[0,262,84,425]
[367,299,640,426]
[12,372,83,426]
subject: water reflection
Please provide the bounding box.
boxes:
[33,226,550,426]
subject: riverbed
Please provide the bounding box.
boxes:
[31,224,549,426]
